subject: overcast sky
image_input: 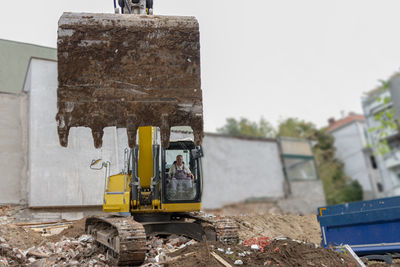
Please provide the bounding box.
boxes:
[2,0,400,132]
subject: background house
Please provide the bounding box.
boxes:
[326,113,382,200]
[362,86,400,197]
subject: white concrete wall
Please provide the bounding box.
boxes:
[27,59,122,207]
[330,121,377,199]
[201,134,285,209]
[22,58,317,212]
[0,93,28,204]
[278,180,326,214]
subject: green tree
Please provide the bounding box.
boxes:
[368,79,398,155]
[278,118,316,139]
[217,117,276,138]
[278,118,363,205]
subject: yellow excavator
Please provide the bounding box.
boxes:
[56,1,238,265]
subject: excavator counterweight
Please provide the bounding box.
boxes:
[56,12,203,148]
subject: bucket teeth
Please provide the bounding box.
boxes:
[56,12,204,148]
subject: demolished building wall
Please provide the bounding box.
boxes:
[0,93,28,204]
[26,59,120,207]
[201,134,285,209]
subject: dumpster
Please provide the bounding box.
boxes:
[317,196,400,256]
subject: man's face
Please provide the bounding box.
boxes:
[176,156,183,165]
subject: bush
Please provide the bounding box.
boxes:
[341,180,363,203]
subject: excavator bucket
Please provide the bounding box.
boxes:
[56,12,203,148]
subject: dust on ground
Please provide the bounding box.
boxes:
[207,201,321,244]
[206,201,282,216]
[0,204,389,266]
[0,224,43,250]
[163,239,358,267]
[233,214,322,244]
[46,218,86,242]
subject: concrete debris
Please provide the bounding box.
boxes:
[77,235,93,243]
[225,247,233,254]
[0,206,359,266]
[141,263,162,267]
[250,244,260,250]
[146,235,198,264]
[243,236,273,253]
[0,232,105,266]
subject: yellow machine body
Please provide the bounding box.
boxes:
[103,126,201,214]
[103,173,131,213]
[138,126,153,189]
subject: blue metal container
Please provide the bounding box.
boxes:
[317,196,400,255]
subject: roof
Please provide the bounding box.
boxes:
[326,114,365,133]
[0,39,56,94]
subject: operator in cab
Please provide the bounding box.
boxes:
[169,155,194,180]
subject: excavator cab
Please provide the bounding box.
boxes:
[99,127,203,214]
[163,141,203,203]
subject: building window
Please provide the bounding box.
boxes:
[279,138,319,181]
[390,166,400,186]
[370,156,377,169]
[283,156,318,180]
[377,182,383,192]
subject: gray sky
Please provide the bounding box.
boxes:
[2,0,400,132]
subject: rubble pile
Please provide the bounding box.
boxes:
[147,235,197,262]
[0,220,201,266]
[0,234,109,266]
[0,206,15,225]
[162,238,358,267]
[0,205,362,266]
[210,238,358,266]
[242,236,271,252]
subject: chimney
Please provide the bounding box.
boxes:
[328,117,335,125]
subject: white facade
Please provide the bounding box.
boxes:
[0,93,28,204]
[201,134,285,209]
[362,88,400,197]
[328,119,381,200]
[26,59,124,207]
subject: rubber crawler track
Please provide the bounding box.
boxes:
[86,217,147,266]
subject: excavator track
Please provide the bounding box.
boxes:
[85,217,147,266]
[189,213,240,244]
[212,217,240,244]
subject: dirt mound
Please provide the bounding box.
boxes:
[165,239,357,267]
[47,218,86,242]
[233,214,322,244]
[262,239,357,266]
[0,224,43,250]
[206,202,282,216]
[166,242,220,266]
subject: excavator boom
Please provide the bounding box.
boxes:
[56,12,203,148]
